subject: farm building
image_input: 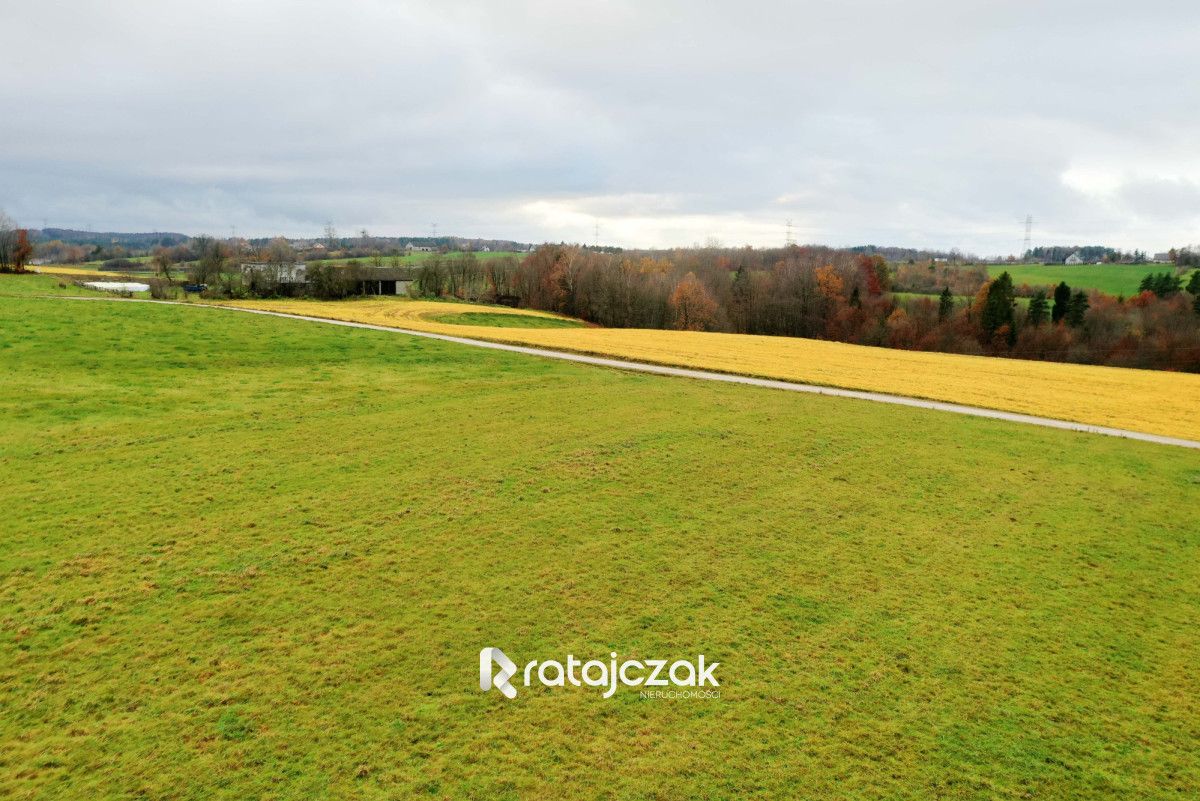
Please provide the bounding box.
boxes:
[240,261,307,283]
[1064,252,1084,265]
[355,267,414,296]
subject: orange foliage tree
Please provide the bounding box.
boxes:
[669,272,719,331]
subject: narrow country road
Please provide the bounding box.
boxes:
[53,296,1200,450]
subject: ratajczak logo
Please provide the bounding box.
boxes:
[480,647,719,699]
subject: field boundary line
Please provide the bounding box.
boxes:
[49,296,1200,449]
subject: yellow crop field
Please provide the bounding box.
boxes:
[224,298,1200,440]
[34,265,126,278]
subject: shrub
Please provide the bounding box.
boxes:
[147,277,176,300]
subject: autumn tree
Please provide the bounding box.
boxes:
[0,215,31,273]
[12,230,33,273]
[857,254,889,295]
[814,264,845,301]
[669,272,718,331]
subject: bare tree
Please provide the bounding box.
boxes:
[0,211,16,273]
[188,236,229,286]
[264,236,296,266]
[151,246,177,283]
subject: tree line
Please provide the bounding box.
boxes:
[413,245,1200,372]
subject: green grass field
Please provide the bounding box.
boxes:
[6,274,153,301]
[428,311,585,329]
[0,274,104,298]
[895,291,1031,307]
[2,290,1199,799]
[986,263,1198,296]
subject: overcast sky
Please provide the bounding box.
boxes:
[3,1,1199,254]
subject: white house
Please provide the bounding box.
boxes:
[1064,252,1084,265]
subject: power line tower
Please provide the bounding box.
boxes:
[431,222,438,240]
[1022,215,1034,260]
[593,219,599,248]
[785,219,795,247]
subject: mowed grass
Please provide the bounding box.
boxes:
[0,273,107,298]
[2,297,1199,799]
[987,263,1199,296]
[225,297,1200,440]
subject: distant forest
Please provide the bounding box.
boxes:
[1023,245,1149,264]
[38,228,190,248]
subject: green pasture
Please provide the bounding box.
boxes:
[986,263,1198,296]
[1,281,1197,799]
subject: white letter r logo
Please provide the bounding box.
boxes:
[480,647,517,699]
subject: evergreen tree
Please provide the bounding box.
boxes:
[1052,281,1071,323]
[1027,289,1048,327]
[1066,290,1089,327]
[849,285,862,308]
[938,286,953,321]
[981,271,1015,336]
[1187,270,1200,296]
[1152,272,1182,297]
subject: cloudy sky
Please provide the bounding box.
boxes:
[3,1,1199,254]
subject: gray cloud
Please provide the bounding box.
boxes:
[3,0,1200,253]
